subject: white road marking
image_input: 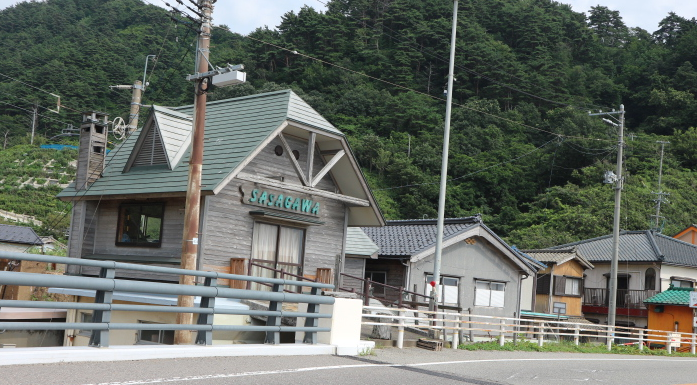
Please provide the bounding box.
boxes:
[85,357,697,385]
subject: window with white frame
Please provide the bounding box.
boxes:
[425,274,460,306]
[475,280,505,307]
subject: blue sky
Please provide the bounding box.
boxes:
[0,0,694,35]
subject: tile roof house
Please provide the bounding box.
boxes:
[58,90,384,286]
[550,230,697,327]
[673,224,697,245]
[0,224,43,253]
[353,216,540,319]
[520,248,593,318]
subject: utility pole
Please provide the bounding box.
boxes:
[590,105,625,334]
[111,81,143,135]
[431,0,458,312]
[651,141,670,232]
[30,102,38,145]
[174,0,214,345]
[110,55,155,135]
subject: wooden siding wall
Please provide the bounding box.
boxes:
[343,257,365,293]
[199,133,346,279]
[534,260,586,316]
[78,198,186,281]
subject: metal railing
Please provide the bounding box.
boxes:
[361,305,697,355]
[584,288,658,309]
[0,251,335,347]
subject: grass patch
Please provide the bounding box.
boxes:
[459,340,696,356]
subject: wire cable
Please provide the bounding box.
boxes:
[245,35,612,143]
[376,137,558,191]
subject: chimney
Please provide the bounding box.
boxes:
[75,111,109,190]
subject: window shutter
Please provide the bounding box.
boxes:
[537,274,551,294]
[554,276,566,296]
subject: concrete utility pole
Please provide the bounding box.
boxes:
[174,0,214,345]
[651,141,670,231]
[431,0,458,310]
[30,102,38,145]
[111,81,143,134]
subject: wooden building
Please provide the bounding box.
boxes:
[521,248,593,318]
[58,90,384,286]
[644,286,697,345]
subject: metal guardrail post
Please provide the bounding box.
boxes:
[265,282,285,344]
[397,308,405,349]
[499,319,505,346]
[639,329,644,351]
[303,287,320,344]
[666,333,672,354]
[691,334,696,355]
[574,325,580,346]
[606,328,612,351]
[88,266,115,348]
[537,326,543,347]
[195,276,217,345]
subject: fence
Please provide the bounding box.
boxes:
[361,305,697,355]
[0,251,335,347]
[340,273,461,313]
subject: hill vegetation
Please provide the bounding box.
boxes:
[1,0,696,247]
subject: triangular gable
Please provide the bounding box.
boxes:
[410,224,536,275]
[124,106,192,172]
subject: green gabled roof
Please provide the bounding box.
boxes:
[644,286,695,305]
[58,90,342,199]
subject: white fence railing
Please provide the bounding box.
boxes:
[362,305,697,354]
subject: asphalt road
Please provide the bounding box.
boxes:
[2,348,697,385]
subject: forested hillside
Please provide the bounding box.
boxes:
[1,0,696,247]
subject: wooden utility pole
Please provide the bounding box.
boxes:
[174,0,213,345]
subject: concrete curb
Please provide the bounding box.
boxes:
[0,343,340,366]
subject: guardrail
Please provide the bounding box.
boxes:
[362,305,697,354]
[0,251,335,347]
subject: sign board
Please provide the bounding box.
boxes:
[690,291,697,308]
[240,184,320,217]
[670,332,681,348]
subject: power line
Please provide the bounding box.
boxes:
[313,0,611,112]
[245,35,612,143]
[376,137,558,191]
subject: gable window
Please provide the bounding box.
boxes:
[425,274,460,306]
[250,222,305,291]
[475,280,505,307]
[116,203,164,247]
